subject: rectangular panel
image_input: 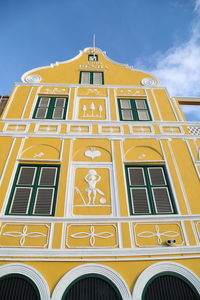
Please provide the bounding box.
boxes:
[35,108,48,118]
[17,167,36,185]
[52,107,64,119]
[39,98,50,107]
[152,187,173,213]
[93,72,102,84]
[135,100,147,109]
[39,167,57,186]
[55,98,66,107]
[10,188,32,214]
[138,110,150,120]
[128,168,145,186]
[81,72,90,84]
[148,168,166,186]
[131,188,150,214]
[120,100,131,109]
[33,188,54,215]
[122,110,133,120]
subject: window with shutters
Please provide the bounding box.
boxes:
[125,165,176,215]
[118,99,151,121]
[80,71,104,85]
[6,164,60,216]
[33,96,68,119]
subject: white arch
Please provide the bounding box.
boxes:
[52,263,131,300]
[0,263,50,300]
[132,262,200,300]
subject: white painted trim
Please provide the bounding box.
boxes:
[34,122,61,134]
[29,86,42,119]
[51,263,131,300]
[132,262,200,299]
[0,245,200,258]
[150,89,163,121]
[1,255,200,262]
[174,96,200,103]
[1,137,25,215]
[1,119,199,126]
[185,139,200,180]
[1,86,18,119]
[2,123,30,134]
[0,214,199,223]
[0,138,16,187]
[111,140,120,216]
[171,97,185,121]
[0,263,50,300]
[164,88,179,121]
[21,87,34,119]
[159,140,181,214]
[167,140,191,214]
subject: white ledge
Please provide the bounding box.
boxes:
[0,246,200,257]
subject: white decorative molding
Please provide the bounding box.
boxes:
[141,78,158,87]
[134,223,184,247]
[132,262,200,300]
[84,147,101,160]
[25,75,41,83]
[0,223,50,248]
[51,264,131,300]
[66,224,117,248]
[0,263,50,300]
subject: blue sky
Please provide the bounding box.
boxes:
[0,0,200,120]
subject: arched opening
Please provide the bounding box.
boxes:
[62,274,122,300]
[0,274,40,300]
[142,272,199,300]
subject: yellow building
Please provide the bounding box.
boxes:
[0,47,200,299]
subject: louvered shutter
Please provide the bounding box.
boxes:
[35,97,50,118]
[126,165,176,215]
[34,167,57,215]
[148,168,166,185]
[34,188,54,215]
[10,188,32,214]
[7,165,59,216]
[122,110,133,120]
[135,100,147,109]
[128,168,145,186]
[120,100,131,109]
[131,188,150,214]
[137,110,150,120]
[17,167,36,185]
[81,72,90,84]
[52,98,66,119]
[93,72,103,84]
[152,188,173,213]
[39,167,57,185]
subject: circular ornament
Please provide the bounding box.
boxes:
[141,78,158,87]
[25,75,41,83]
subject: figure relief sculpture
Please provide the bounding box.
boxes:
[84,170,104,205]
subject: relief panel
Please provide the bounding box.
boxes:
[78,98,107,120]
[72,167,112,215]
[0,223,50,248]
[133,222,185,247]
[66,224,118,248]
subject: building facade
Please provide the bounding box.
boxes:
[0,47,200,299]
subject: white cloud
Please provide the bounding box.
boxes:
[194,0,200,12]
[147,1,200,97]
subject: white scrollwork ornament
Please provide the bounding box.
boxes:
[25,75,41,83]
[141,78,158,87]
